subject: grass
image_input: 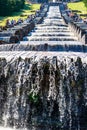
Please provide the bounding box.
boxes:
[0,2,41,27]
[68,1,87,18]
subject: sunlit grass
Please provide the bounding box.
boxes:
[0,3,41,27]
[68,1,87,18]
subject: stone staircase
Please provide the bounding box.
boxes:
[0,4,87,130]
[22,5,78,42]
[0,3,87,52]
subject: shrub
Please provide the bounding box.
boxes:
[0,0,25,16]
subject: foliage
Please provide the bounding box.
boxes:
[83,0,87,8]
[28,92,39,104]
[0,0,25,16]
[0,3,41,26]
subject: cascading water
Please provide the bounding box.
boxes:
[23,5,78,42]
[0,3,87,130]
[0,5,86,52]
[0,52,87,130]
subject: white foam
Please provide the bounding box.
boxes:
[0,126,27,130]
[0,127,13,130]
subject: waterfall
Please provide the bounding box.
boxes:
[0,3,87,130]
[0,53,87,130]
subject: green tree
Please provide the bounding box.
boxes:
[0,0,25,16]
[83,0,87,7]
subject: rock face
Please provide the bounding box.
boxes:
[0,53,87,130]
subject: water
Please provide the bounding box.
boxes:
[0,127,14,130]
[0,5,85,52]
[0,52,87,130]
[23,5,77,42]
[0,127,27,130]
[0,3,87,130]
[0,41,86,52]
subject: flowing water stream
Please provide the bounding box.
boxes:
[0,3,87,130]
[0,52,87,130]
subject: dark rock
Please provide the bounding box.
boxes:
[10,35,19,43]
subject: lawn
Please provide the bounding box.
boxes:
[68,1,87,18]
[0,3,41,27]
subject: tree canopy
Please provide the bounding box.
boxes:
[0,0,25,16]
[83,0,87,7]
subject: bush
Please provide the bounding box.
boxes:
[0,0,25,16]
[83,0,87,7]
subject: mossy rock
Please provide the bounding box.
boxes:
[71,80,76,87]
[28,92,39,104]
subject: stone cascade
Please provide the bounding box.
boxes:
[0,3,87,130]
[23,6,78,42]
[0,52,87,130]
[0,4,87,52]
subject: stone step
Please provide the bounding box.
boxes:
[43,18,63,21]
[36,24,68,27]
[35,26,68,30]
[20,41,82,45]
[1,41,86,52]
[34,30,70,33]
[0,51,87,62]
[29,32,74,36]
[26,36,78,41]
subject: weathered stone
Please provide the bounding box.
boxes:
[9,35,19,43]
